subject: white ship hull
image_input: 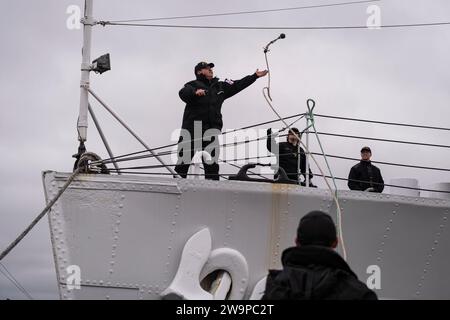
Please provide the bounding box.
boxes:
[42,171,450,299]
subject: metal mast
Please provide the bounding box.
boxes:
[77,0,93,142]
[74,0,177,176]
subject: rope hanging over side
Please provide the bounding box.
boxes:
[0,168,82,262]
[262,47,348,261]
[305,99,347,260]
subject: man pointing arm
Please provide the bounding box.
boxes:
[175,61,268,180]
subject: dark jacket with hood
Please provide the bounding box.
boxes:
[262,246,377,300]
[348,160,384,193]
[179,73,258,132]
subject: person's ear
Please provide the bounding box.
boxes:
[331,238,338,249]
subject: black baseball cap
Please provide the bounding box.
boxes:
[194,61,214,74]
[297,211,337,247]
[361,146,371,153]
[288,127,300,136]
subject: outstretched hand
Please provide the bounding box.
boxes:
[255,69,269,78]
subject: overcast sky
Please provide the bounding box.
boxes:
[0,0,449,299]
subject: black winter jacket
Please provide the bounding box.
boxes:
[179,73,258,132]
[267,133,313,182]
[348,160,384,193]
[262,246,377,300]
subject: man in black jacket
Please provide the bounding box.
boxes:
[175,61,268,180]
[262,211,377,300]
[348,146,384,193]
[266,127,314,185]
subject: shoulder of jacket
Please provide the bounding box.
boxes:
[341,274,377,298]
[372,164,381,171]
[265,269,289,286]
[351,163,360,170]
[222,78,235,85]
[267,269,283,278]
[185,80,199,86]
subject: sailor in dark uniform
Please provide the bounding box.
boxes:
[266,127,314,185]
[348,146,384,193]
[175,61,268,180]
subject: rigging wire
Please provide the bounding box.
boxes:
[94,113,306,166]
[221,153,450,173]
[313,132,450,148]
[97,21,450,30]
[99,134,450,173]
[105,169,450,195]
[0,168,82,262]
[315,174,450,194]
[98,129,450,167]
[0,262,33,300]
[103,151,450,173]
[93,110,449,167]
[314,114,450,131]
[309,152,450,172]
[106,0,381,23]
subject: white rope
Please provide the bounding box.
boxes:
[262,86,347,261]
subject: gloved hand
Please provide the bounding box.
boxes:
[267,128,272,136]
